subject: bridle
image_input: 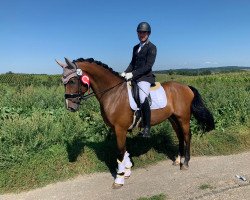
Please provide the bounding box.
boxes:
[64,78,84,99]
[64,79,124,101]
[64,63,125,102]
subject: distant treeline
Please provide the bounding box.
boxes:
[154,66,250,76]
[0,73,61,87]
[1,66,249,86]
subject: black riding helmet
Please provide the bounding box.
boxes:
[137,22,151,34]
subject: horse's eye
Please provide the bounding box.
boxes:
[69,80,76,85]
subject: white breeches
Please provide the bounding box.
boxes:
[137,81,151,103]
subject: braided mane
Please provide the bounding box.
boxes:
[73,58,121,77]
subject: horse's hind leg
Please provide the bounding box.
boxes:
[169,115,191,170]
[179,121,191,170]
[169,116,185,166]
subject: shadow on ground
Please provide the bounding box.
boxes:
[66,123,178,174]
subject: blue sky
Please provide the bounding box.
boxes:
[1,0,250,74]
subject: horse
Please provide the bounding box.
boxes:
[56,57,215,189]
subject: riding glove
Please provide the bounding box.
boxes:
[120,72,126,77]
[124,72,133,80]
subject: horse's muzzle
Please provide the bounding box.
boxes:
[65,99,80,112]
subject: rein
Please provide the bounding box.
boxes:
[81,81,125,101]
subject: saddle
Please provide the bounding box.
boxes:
[127,81,167,131]
[128,81,154,131]
[131,80,152,109]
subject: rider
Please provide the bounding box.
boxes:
[121,22,157,137]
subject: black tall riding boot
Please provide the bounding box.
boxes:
[140,98,151,138]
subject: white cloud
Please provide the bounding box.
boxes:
[203,61,218,65]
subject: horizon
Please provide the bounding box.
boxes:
[1,65,249,75]
[1,0,250,74]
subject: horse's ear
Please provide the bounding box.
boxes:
[55,59,67,68]
[64,57,76,69]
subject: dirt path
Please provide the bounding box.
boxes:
[1,152,250,200]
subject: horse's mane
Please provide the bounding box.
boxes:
[73,58,121,77]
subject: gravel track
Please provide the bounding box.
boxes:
[1,152,250,200]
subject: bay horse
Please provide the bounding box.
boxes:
[56,57,215,189]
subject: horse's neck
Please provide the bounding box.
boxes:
[80,62,123,99]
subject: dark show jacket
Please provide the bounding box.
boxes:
[125,40,157,84]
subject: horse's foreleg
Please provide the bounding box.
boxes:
[112,127,127,189]
[124,151,132,178]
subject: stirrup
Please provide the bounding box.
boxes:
[138,127,151,138]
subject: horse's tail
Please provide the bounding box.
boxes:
[189,86,215,132]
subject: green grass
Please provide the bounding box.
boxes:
[191,125,250,156]
[0,145,103,192]
[198,184,215,190]
[137,193,167,200]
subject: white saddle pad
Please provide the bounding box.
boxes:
[127,82,167,110]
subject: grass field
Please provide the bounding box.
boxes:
[0,71,249,193]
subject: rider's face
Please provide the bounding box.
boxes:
[137,31,149,43]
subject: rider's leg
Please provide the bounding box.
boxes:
[137,81,151,137]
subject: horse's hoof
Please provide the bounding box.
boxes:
[180,164,189,170]
[172,161,180,166]
[112,182,123,189]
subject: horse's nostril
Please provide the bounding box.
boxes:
[68,107,76,112]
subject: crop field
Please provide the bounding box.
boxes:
[0,71,249,193]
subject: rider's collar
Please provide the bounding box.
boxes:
[139,39,149,47]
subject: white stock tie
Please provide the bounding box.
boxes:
[137,42,145,53]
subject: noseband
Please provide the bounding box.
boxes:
[64,81,83,99]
